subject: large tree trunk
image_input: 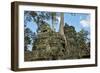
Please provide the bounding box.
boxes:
[52,14,55,31]
[51,13,56,31]
[59,13,67,48]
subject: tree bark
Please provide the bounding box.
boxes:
[59,13,67,48]
[52,14,55,31]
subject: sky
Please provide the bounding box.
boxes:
[64,13,90,32]
[24,11,90,51]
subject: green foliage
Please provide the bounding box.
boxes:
[64,23,90,58]
[25,11,50,26]
[24,51,33,61]
[76,29,90,58]
[24,25,36,51]
[37,22,51,33]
